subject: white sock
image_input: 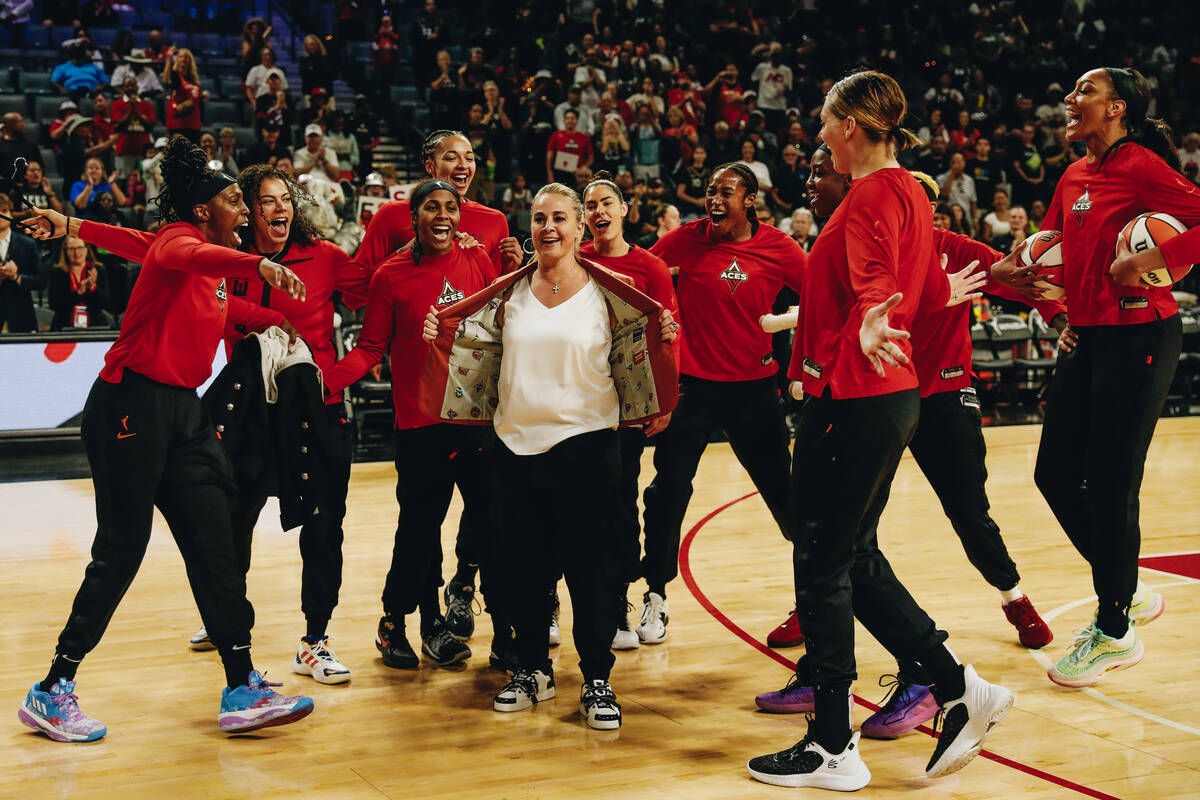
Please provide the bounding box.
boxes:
[1131,580,1148,605]
[1108,625,1136,647]
[1000,586,1023,604]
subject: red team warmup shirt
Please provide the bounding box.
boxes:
[87,221,269,388]
[356,197,509,276]
[547,130,594,175]
[651,218,805,382]
[110,96,156,156]
[1044,143,1200,327]
[83,225,373,405]
[578,240,679,327]
[792,168,947,399]
[323,245,494,428]
[912,229,1067,397]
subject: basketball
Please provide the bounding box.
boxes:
[1018,230,1065,300]
[1116,212,1194,288]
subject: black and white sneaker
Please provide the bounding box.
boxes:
[421,620,472,667]
[376,615,419,669]
[636,591,668,644]
[580,679,622,730]
[925,664,1014,778]
[548,590,561,647]
[443,579,477,641]
[493,668,556,712]
[612,599,640,651]
[748,729,871,791]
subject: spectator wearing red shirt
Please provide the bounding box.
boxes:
[704,63,745,128]
[666,70,706,128]
[110,77,155,178]
[87,88,116,160]
[546,109,594,186]
[750,71,1013,791]
[165,66,203,145]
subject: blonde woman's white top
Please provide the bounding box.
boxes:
[494,274,619,455]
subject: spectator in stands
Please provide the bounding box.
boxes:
[981,187,1011,246]
[950,110,981,154]
[965,137,1002,208]
[215,127,240,176]
[84,190,124,227]
[546,108,593,185]
[52,41,107,98]
[627,76,664,119]
[274,154,293,176]
[324,113,358,181]
[48,100,79,146]
[502,171,532,236]
[300,34,331,97]
[70,156,126,210]
[571,165,593,194]
[992,203,1027,254]
[596,115,630,176]
[429,49,459,129]
[554,85,597,136]
[110,49,163,98]
[787,208,817,251]
[199,131,217,162]
[47,234,109,330]
[573,47,607,105]
[241,17,272,76]
[139,136,165,213]
[769,144,808,215]
[110,77,155,179]
[0,113,41,188]
[481,81,513,182]
[518,91,554,180]
[244,47,286,103]
[706,63,744,128]
[737,139,772,198]
[932,203,953,231]
[647,36,678,77]
[253,71,290,138]
[1041,123,1080,186]
[349,94,379,180]
[301,87,334,130]
[938,152,977,226]
[242,120,289,167]
[662,106,698,167]
[672,143,708,221]
[161,46,200,91]
[1009,121,1045,207]
[372,14,402,92]
[144,27,170,65]
[916,134,950,180]
[638,202,679,249]
[164,56,203,145]
[411,0,446,87]
[703,120,738,166]
[751,46,792,133]
[917,108,948,149]
[55,115,94,196]
[0,193,44,333]
[924,71,964,117]
[667,70,705,128]
[0,0,31,49]
[107,29,133,66]
[12,160,64,219]
[1180,132,1200,173]
[1028,199,1046,233]
[630,103,662,182]
[293,123,340,184]
[88,88,117,162]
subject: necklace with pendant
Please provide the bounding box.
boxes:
[552,281,560,294]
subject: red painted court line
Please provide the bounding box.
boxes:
[677,491,1124,800]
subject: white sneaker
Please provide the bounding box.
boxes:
[636,592,668,644]
[292,636,352,685]
[748,731,871,790]
[1130,579,1164,627]
[548,591,561,647]
[612,600,640,650]
[189,626,215,651]
[580,679,622,730]
[925,665,1014,778]
[493,668,556,712]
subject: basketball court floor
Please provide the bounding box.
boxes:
[3,419,1198,799]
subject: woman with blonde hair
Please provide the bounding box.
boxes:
[748,70,1013,791]
[420,182,679,730]
[47,234,110,329]
[596,116,630,175]
[300,34,331,97]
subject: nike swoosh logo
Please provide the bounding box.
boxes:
[231,644,251,651]
[117,433,136,439]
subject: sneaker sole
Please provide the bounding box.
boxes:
[189,640,217,652]
[292,660,352,685]
[1047,640,1146,688]
[18,706,105,742]
[611,633,640,651]
[636,628,667,645]
[548,629,561,647]
[924,691,1014,778]
[219,698,315,733]
[747,762,872,790]
[766,636,805,648]
[753,697,814,714]
[582,709,622,730]
[861,698,939,739]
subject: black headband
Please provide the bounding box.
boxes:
[182,170,237,212]
[409,179,461,219]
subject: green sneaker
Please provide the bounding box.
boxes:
[1047,623,1144,688]
[1129,580,1164,627]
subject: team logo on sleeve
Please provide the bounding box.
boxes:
[1071,187,1092,227]
[215,279,227,311]
[719,257,749,294]
[436,278,465,306]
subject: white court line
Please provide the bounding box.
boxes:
[1027,577,1200,737]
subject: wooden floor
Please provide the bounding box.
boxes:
[3,419,1200,800]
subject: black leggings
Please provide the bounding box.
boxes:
[232,404,354,635]
[1034,317,1181,635]
[792,389,947,689]
[55,373,254,682]
[642,375,793,594]
[493,429,621,682]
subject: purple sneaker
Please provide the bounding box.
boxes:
[18,678,107,742]
[755,675,815,714]
[218,671,314,733]
[860,675,937,739]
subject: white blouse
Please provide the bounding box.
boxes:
[494,275,619,455]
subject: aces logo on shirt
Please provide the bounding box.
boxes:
[1071,187,1092,227]
[719,257,749,294]
[215,279,228,312]
[436,278,465,307]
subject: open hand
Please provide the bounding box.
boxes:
[859,292,910,376]
[258,258,306,300]
[944,255,987,307]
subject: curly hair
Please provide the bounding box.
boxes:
[236,163,318,250]
[154,135,229,224]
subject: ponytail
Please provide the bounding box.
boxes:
[1100,67,1180,171]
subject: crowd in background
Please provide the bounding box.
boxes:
[0,0,1198,335]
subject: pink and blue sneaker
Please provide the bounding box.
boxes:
[860,675,937,739]
[218,671,314,734]
[754,675,815,714]
[18,678,107,742]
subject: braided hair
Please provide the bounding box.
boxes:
[421,129,468,165]
[710,161,759,220]
[237,163,319,250]
[154,135,236,224]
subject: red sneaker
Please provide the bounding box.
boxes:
[766,609,804,648]
[1002,595,1053,648]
